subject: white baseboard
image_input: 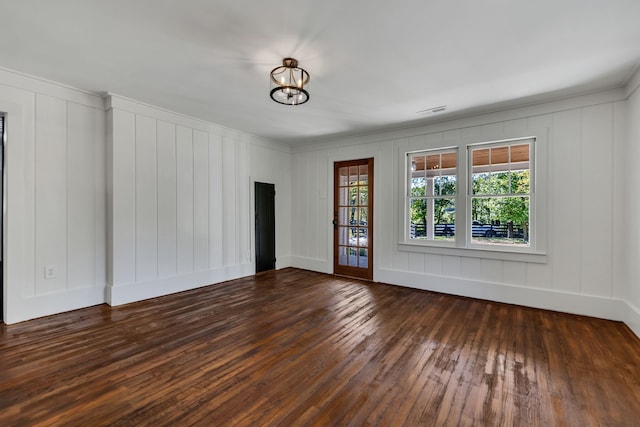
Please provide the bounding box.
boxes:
[624,301,640,339]
[276,256,293,270]
[107,264,252,306]
[8,263,639,342]
[376,268,627,323]
[5,286,105,324]
[290,256,331,274]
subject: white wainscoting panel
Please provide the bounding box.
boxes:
[135,114,158,283]
[106,95,292,307]
[157,120,178,278]
[176,125,195,275]
[35,94,68,295]
[1,71,106,324]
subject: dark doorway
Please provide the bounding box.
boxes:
[255,182,276,273]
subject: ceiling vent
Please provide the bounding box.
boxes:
[417,105,447,114]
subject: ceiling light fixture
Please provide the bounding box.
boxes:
[270,58,310,105]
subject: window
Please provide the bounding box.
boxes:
[407,149,457,243]
[469,139,533,247]
[403,136,540,257]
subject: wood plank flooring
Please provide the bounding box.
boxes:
[1,268,639,426]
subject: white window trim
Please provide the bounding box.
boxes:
[467,137,535,250]
[399,129,548,263]
[405,147,458,246]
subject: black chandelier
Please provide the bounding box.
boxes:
[270,58,310,105]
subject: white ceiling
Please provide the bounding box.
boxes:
[0,0,639,144]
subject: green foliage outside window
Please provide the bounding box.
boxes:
[410,176,456,225]
[409,170,529,229]
[471,170,529,226]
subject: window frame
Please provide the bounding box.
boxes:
[405,147,458,246]
[467,137,535,252]
[399,131,547,263]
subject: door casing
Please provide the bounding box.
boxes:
[333,158,373,280]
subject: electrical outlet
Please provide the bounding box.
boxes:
[44,265,57,280]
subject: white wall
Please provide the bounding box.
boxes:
[106,95,291,306]
[0,69,106,324]
[0,68,291,324]
[624,74,640,336]
[291,88,635,325]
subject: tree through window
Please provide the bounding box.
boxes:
[404,135,540,254]
[469,139,533,246]
[408,149,457,242]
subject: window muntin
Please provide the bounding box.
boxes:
[407,149,457,242]
[469,140,533,247]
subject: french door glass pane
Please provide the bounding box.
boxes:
[339,227,348,245]
[339,187,349,206]
[338,207,349,225]
[339,167,349,186]
[349,228,358,245]
[359,228,368,247]
[359,186,368,205]
[359,249,368,267]
[359,208,368,226]
[338,246,348,266]
[348,247,358,266]
[349,166,359,185]
[358,165,368,185]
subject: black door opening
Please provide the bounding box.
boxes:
[255,182,276,273]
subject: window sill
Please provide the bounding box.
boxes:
[398,242,547,264]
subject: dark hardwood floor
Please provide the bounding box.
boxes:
[1,268,639,426]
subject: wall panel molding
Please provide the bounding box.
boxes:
[1,80,106,324]
[0,66,103,109]
[106,94,291,154]
[105,95,292,309]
